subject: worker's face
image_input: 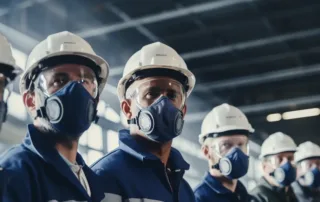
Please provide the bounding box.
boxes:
[263,152,295,174]
[204,134,249,165]
[297,158,320,178]
[23,64,98,132]
[122,77,187,120]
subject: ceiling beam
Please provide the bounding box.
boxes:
[0,0,51,17]
[108,27,320,77]
[192,46,320,74]
[181,27,320,60]
[194,64,320,92]
[0,22,39,53]
[76,0,251,38]
[184,94,320,123]
[105,2,160,42]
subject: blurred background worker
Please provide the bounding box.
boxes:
[0,31,110,202]
[0,33,22,196]
[0,34,22,131]
[91,42,196,202]
[250,132,298,202]
[292,141,320,202]
[194,104,255,202]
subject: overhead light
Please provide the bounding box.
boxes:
[282,108,320,120]
[266,113,282,122]
[107,130,119,152]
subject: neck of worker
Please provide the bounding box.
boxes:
[55,141,78,164]
[131,128,172,166]
[210,166,238,192]
[34,120,79,163]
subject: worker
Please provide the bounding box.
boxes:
[0,34,22,130]
[0,33,23,197]
[292,141,320,202]
[91,42,196,201]
[250,132,298,202]
[194,103,255,202]
[0,31,109,202]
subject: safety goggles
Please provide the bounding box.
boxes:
[126,78,186,109]
[299,159,320,171]
[35,65,98,98]
[211,138,250,157]
[267,154,295,168]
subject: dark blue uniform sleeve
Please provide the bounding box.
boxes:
[95,168,123,202]
[0,167,32,202]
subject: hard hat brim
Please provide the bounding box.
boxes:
[259,148,297,159]
[117,65,195,101]
[295,155,320,163]
[19,51,109,95]
[198,126,254,145]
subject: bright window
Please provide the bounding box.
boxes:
[7,92,27,121]
[107,130,119,152]
[79,132,88,146]
[87,149,103,166]
[87,124,103,150]
[104,107,121,123]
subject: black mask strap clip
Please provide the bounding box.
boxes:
[35,106,47,120]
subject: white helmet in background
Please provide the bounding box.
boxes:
[260,132,297,159]
[295,141,320,163]
[198,103,254,145]
[117,42,196,101]
[19,31,109,95]
[0,34,22,82]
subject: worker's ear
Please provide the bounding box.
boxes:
[121,99,132,119]
[23,90,36,118]
[181,104,187,118]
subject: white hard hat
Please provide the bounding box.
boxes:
[260,132,297,159]
[294,141,320,163]
[19,31,109,95]
[198,103,254,145]
[0,34,22,81]
[117,42,196,101]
